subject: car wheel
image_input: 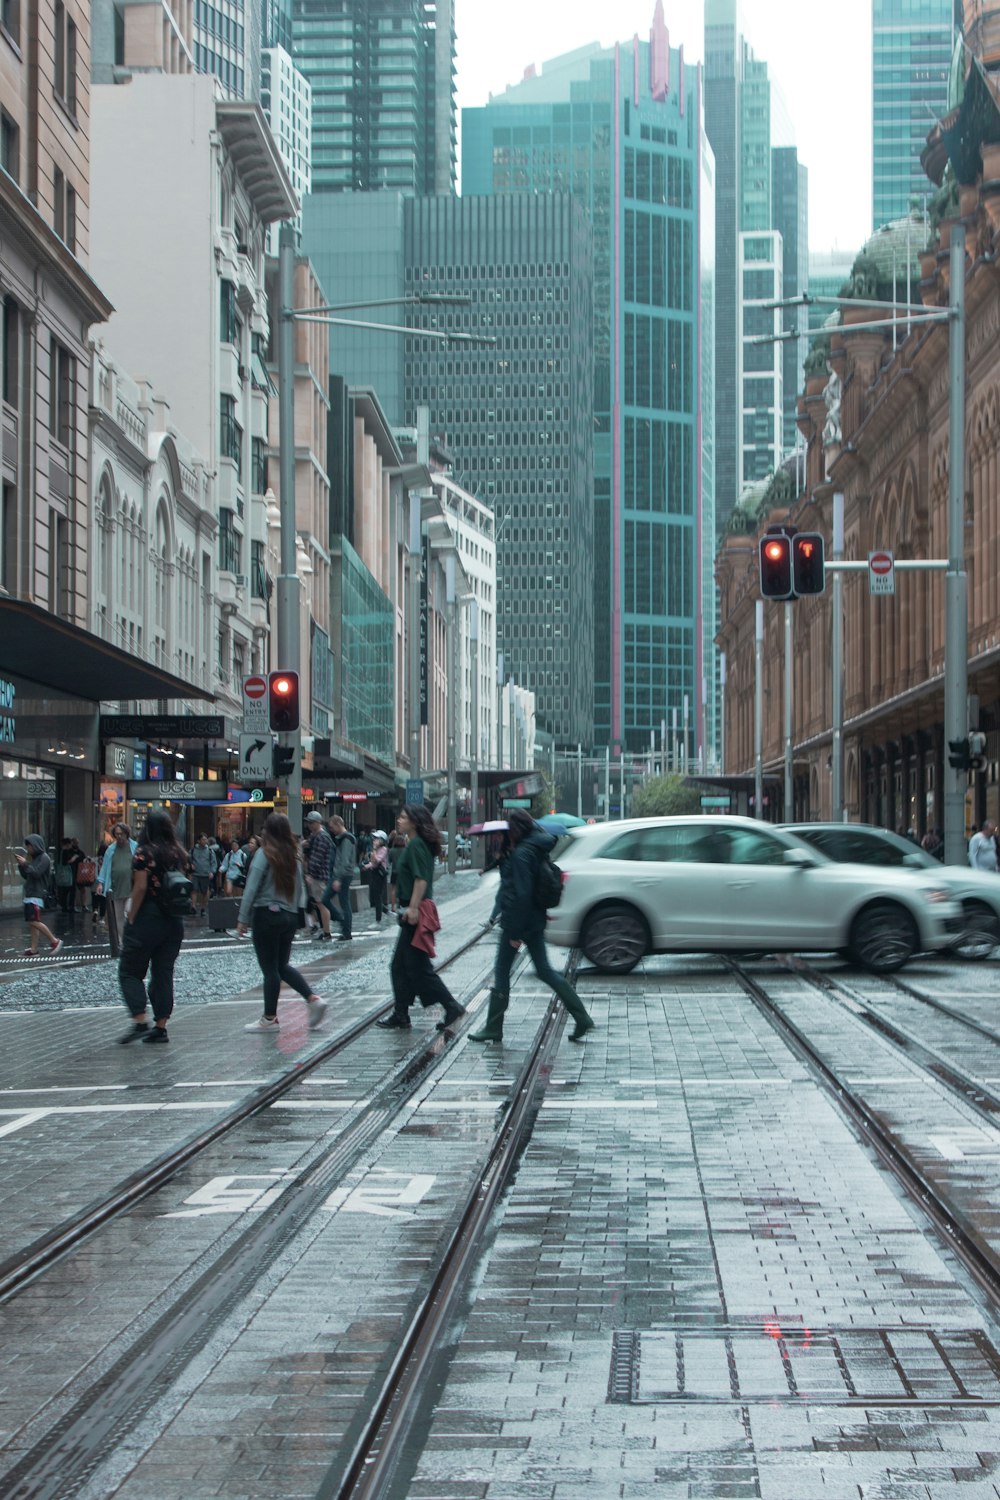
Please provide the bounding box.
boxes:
[952,900,1000,961]
[581,902,649,974]
[848,901,918,973]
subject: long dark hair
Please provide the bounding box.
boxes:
[139,809,185,870]
[507,808,534,844]
[402,803,442,857]
[261,812,298,901]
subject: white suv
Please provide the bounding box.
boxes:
[545,815,962,974]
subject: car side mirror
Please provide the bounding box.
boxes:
[783,848,815,869]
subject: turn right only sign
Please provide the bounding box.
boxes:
[868,550,895,596]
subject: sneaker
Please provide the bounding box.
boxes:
[307,998,328,1029]
[141,1027,169,1044]
[244,1016,279,1032]
[21,948,37,957]
[119,1021,150,1044]
[50,939,63,955]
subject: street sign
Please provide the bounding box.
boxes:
[700,795,732,807]
[406,778,424,806]
[242,675,269,733]
[238,732,271,784]
[502,797,532,808]
[868,550,895,596]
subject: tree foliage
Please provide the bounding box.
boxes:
[531,772,556,820]
[630,774,702,818]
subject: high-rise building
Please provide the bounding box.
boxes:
[872,0,953,229]
[463,9,715,759]
[91,0,194,82]
[808,249,855,333]
[192,0,261,98]
[261,45,312,253]
[771,146,808,459]
[292,0,456,195]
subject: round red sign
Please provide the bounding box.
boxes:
[244,676,267,699]
[870,552,893,575]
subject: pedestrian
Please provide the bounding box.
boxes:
[96,822,138,948]
[921,827,943,860]
[190,832,218,918]
[362,829,389,923]
[386,830,405,913]
[238,812,328,1032]
[325,814,356,942]
[470,807,594,1045]
[969,818,998,872]
[16,836,62,956]
[376,804,466,1031]
[74,844,97,914]
[304,810,334,940]
[117,809,190,1045]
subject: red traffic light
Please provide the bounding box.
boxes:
[792,532,826,595]
[268,669,300,732]
[758,533,793,599]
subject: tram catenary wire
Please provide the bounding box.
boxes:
[726,956,1000,1315]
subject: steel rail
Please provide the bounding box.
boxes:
[728,958,1000,1310]
[0,922,497,1306]
[883,969,1000,1049]
[324,950,580,1500]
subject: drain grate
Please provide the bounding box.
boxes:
[608,1326,1000,1405]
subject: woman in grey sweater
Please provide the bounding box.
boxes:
[237,813,327,1032]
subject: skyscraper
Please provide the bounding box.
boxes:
[872,0,953,228]
[261,46,312,253]
[771,146,808,460]
[292,0,456,194]
[462,7,715,759]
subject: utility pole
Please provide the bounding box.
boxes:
[470,599,479,830]
[754,600,764,820]
[576,742,582,818]
[944,222,968,865]
[276,223,302,830]
[446,553,457,876]
[408,491,422,781]
[831,492,844,820]
[783,601,794,818]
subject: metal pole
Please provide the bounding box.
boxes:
[831,491,845,820]
[719,654,727,774]
[783,601,794,818]
[446,554,457,876]
[276,223,302,830]
[496,653,503,770]
[944,222,968,865]
[682,693,689,776]
[576,742,582,818]
[509,681,515,769]
[660,718,667,779]
[408,493,422,781]
[754,600,764,820]
[619,748,626,818]
[470,600,479,830]
[671,706,678,773]
[604,745,610,818]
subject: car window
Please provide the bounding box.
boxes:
[596,825,730,862]
[597,831,646,861]
[716,827,788,866]
[801,829,905,867]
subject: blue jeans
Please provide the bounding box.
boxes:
[494,928,590,1027]
[323,879,352,937]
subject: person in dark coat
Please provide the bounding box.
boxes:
[470,808,594,1045]
[17,835,62,956]
[376,804,465,1031]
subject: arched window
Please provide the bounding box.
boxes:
[153,496,171,666]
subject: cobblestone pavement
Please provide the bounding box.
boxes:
[7,920,1000,1497]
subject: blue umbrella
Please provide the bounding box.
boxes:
[539,813,585,833]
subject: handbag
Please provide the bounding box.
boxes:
[76,857,97,887]
[55,864,74,889]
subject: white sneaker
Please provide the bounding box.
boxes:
[244,1016,279,1032]
[307,998,328,1029]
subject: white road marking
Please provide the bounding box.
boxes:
[323,1169,435,1218]
[0,1111,49,1138]
[161,1173,293,1219]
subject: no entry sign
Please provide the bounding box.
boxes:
[868,550,895,596]
[243,675,269,733]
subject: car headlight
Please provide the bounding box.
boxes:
[922,888,951,904]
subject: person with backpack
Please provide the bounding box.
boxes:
[469,807,594,1046]
[16,835,62,957]
[117,810,192,1045]
[237,812,328,1032]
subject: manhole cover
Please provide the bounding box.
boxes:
[608,1326,1000,1405]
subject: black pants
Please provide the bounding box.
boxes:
[251,907,312,1017]
[119,904,184,1023]
[368,870,387,921]
[57,881,75,912]
[390,918,456,1016]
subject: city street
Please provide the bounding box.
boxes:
[6,873,1000,1496]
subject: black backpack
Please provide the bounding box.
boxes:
[534,852,564,910]
[158,868,194,916]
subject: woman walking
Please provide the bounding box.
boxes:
[470,808,594,1046]
[376,805,465,1031]
[237,812,328,1032]
[362,830,389,923]
[96,822,138,949]
[118,810,189,1045]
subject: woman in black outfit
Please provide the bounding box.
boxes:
[376,805,465,1031]
[237,812,328,1032]
[118,810,188,1045]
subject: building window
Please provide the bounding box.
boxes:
[251,436,267,495]
[49,513,70,616]
[1,0,20,46]
[220,394,242,477]
[218,507,241,574]
[1,295,18,406]
[251,539,267,599]
[219,278,238,345]
[53,2,76,114]
[49,340,73,448]
[52,168,75,249]
[1,481,15,595]
[0,110,18,184]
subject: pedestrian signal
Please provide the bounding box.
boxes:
[948,737,971,771]
[792,533,825,595]
[268,670,300,732]
[272,742,296,780]
[969,731,988,773]
[758,534,793,599]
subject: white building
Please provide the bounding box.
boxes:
[738,229,783,487]
[430,471,497,773]
[89,72,298,718]
[261,46,311,256]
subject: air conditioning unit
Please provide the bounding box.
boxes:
[234,575,248,589]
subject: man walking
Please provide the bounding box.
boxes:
[969,819,998,872]
[190,833,218,918]
[305,811,334,940]
[326,814,356,942]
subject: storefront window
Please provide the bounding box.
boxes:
[1,759,58,910]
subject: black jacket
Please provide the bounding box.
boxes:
[497,824,556,940]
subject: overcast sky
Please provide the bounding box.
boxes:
[454,0,874,257]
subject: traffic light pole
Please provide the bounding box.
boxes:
[277,224,302,830]
[944,223,968,867]
[784,602,793,817]
[831,492,845,822]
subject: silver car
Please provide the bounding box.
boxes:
[545,815,962,975]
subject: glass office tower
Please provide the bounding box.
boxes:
[462,16,714,759]
[872,0,953,228]
[292,0,456,194]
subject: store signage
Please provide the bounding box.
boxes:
[129,780,226,801]
[100,715,225,739]
[0,677,15,744]
[24,780,57,799]
[228,787,271,803]
[700,795,731,808]
[502,798,532,808]
[341,791,368,802]
[105,745,129,778]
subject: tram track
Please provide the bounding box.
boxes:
[727,956,1000,1313]
[0,936,580,1500]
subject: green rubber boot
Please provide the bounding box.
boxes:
[469,988,509,1043]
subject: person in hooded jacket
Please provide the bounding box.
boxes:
[16,835,62,956]
[469,808,593,1045]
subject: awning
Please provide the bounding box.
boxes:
[0,598,215,703]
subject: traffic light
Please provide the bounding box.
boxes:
[758,533,793,599]
[272,742,296,780]
[268,670,300,732]
[792,532,826,595]
[948,737,971,771]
